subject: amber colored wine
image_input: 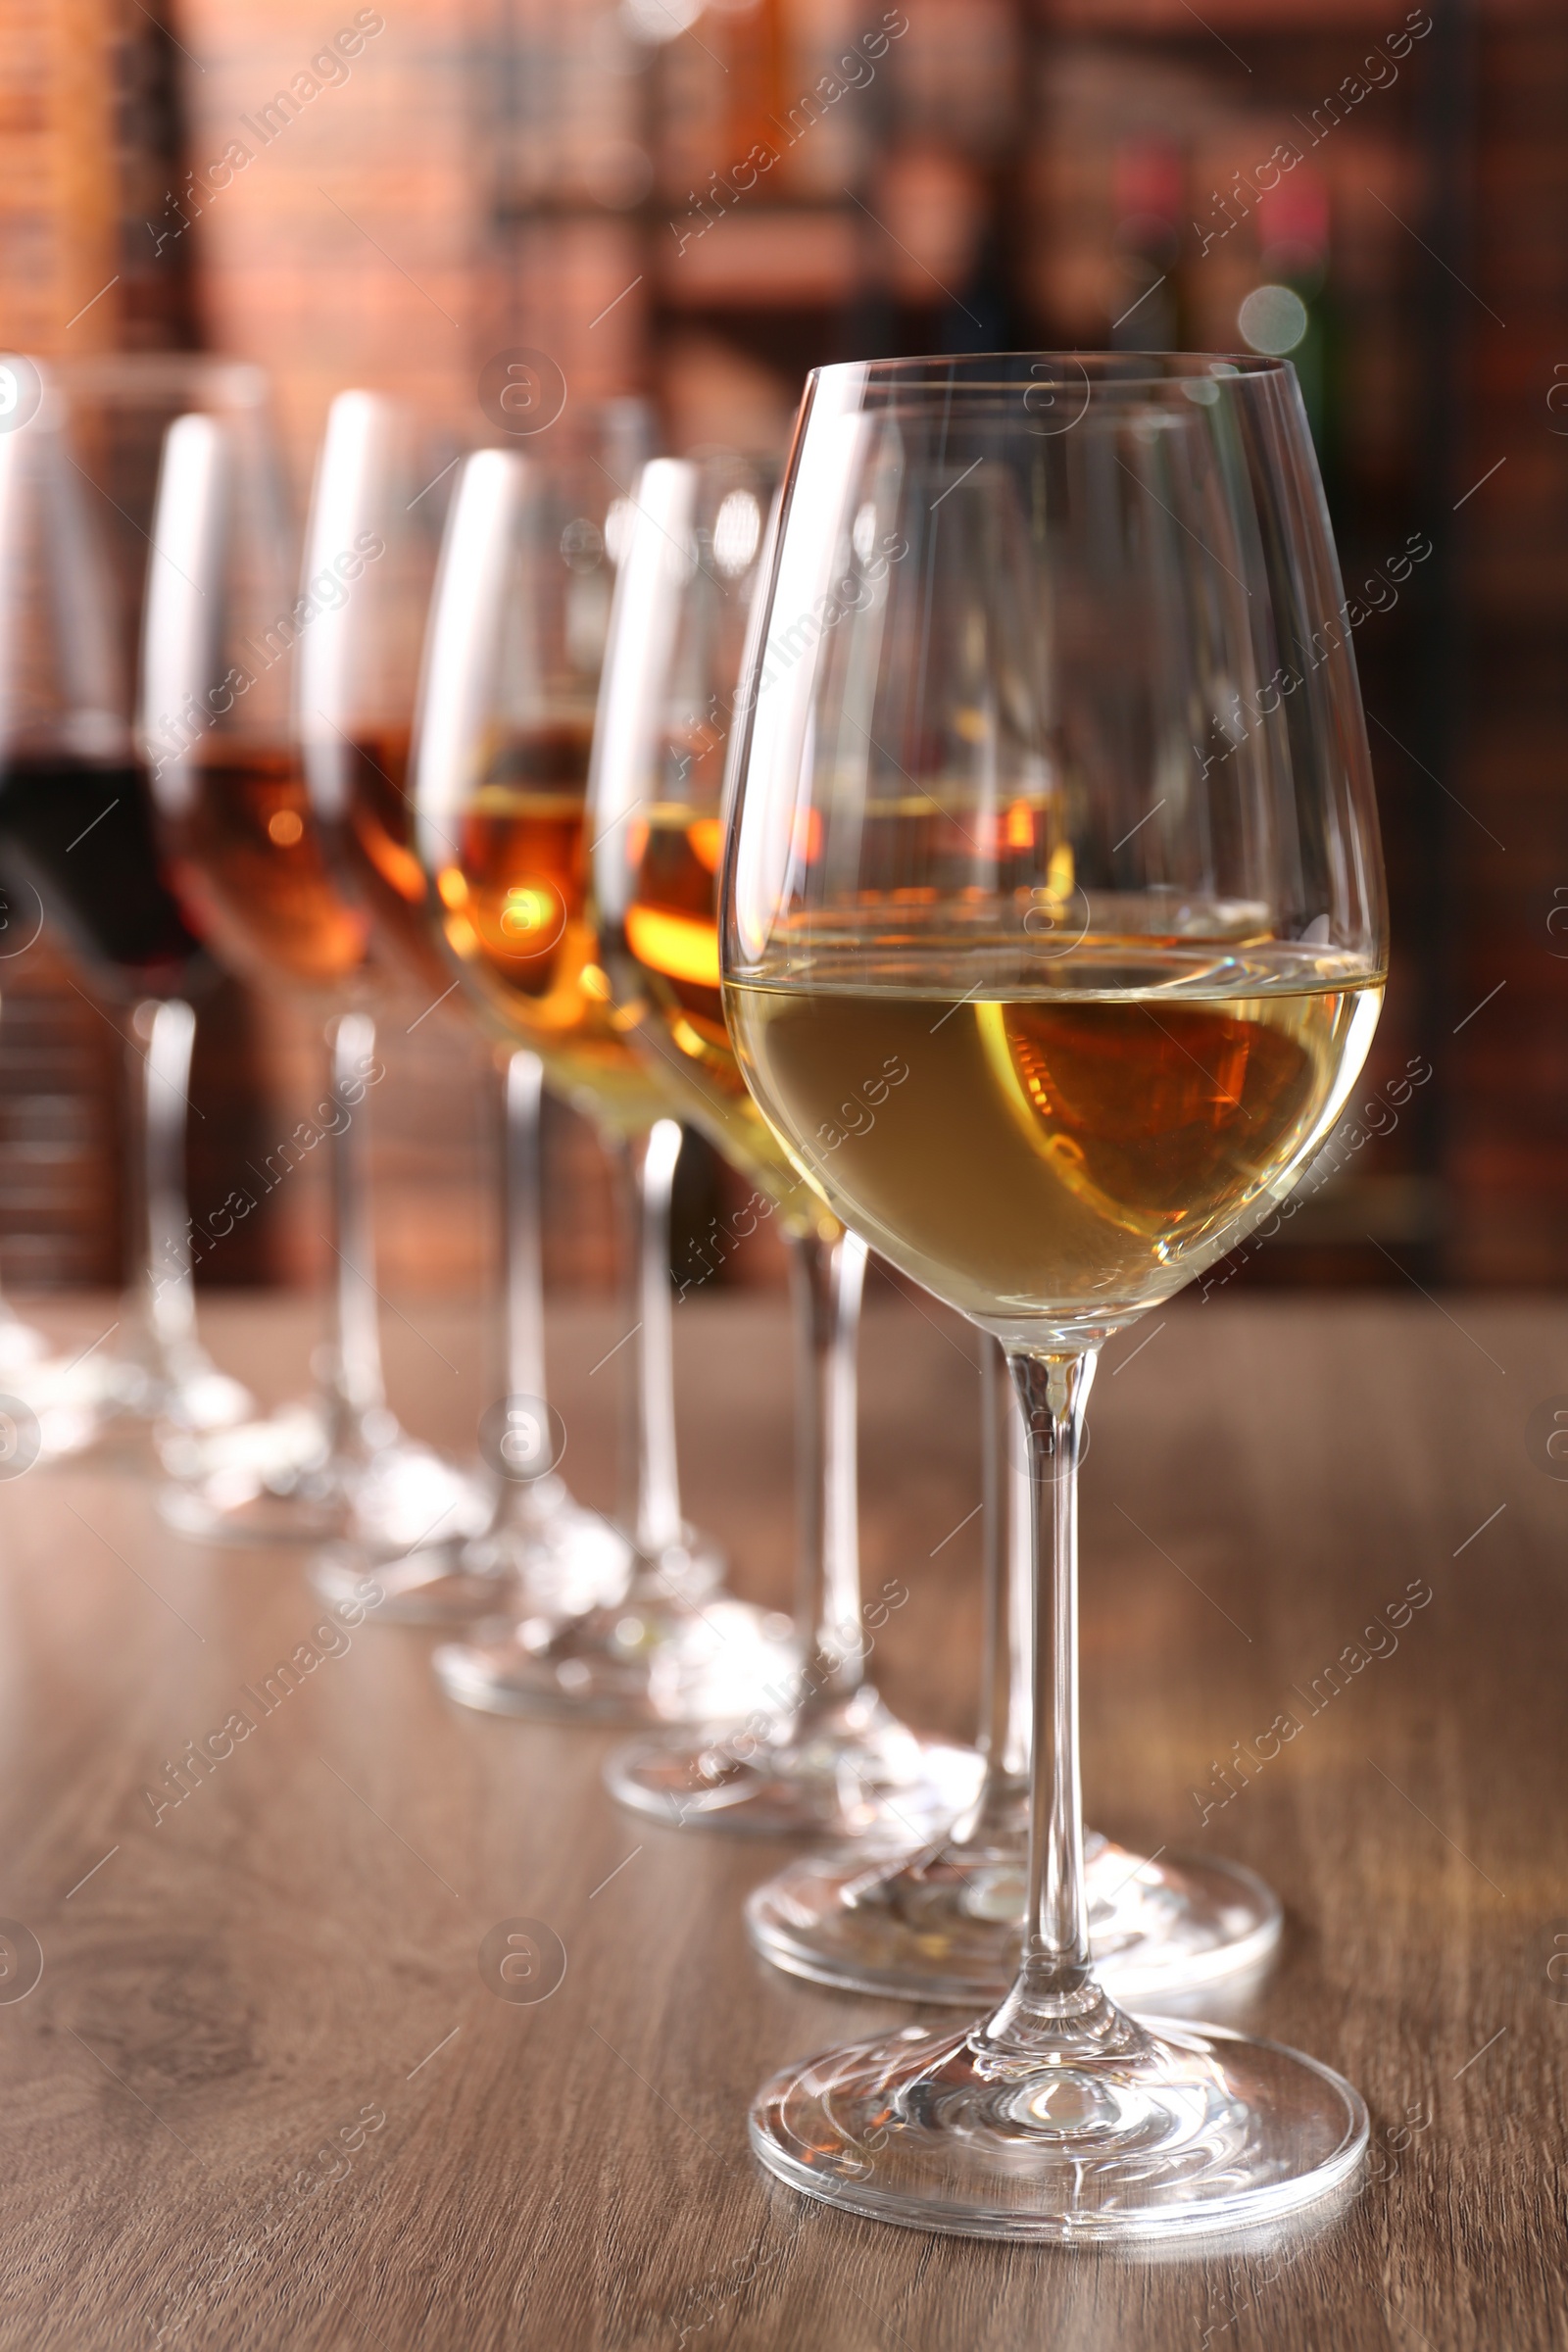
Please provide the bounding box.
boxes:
[727,946,1381,1332]
[168,744,369,990]
[430,722,670,1136]
[313,724,455,1001]
[606,802,827,1230]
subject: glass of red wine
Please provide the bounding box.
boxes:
[0,352,265,1456]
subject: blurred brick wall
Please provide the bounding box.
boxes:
[0,0,120,354]
[176,0,480,478]
[175,0,650,477]
[0,0,127,1287]
[157,1,646,1297]
[1,0,1565,1296]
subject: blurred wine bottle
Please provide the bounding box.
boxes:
[1241,167,1339,496]
[1109,138,1188,350]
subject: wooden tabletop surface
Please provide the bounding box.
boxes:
[1,1283,1562,2351]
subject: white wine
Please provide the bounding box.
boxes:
[727,942,1381,1335]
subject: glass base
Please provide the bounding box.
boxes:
[0,1314,126,1463]
[310,1481,634,1628]
[21,1365,122,1464]
[158,1404,489,1552]
[0,1310,51,1381]
[24,1333,258,1479]
[747,1826,1282,2002]
[344,1435,492,1556]
[150,1361,257,1433]
[111,1338,257,1436]
[750,2008,1367,2243]
[158,1402,342,1544]
[433,1534,798,1726]
[604,1687,985,1839]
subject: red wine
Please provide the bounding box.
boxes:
[0,752,208,996]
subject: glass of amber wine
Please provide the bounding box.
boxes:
[301,391,626,1623]
[726,354,1386,2238]
[589,453,980,1834]
[142,398,483,1550]
[414,448,795,1722]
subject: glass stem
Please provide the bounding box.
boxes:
[982,1345,1114,2053]
[783,1225,868,1726]
[136,998,198,1369]
[325,1011,387,1446]
[503,1050,547,1402]
[955,1337,1033,1843]
[607,1119,684,1574]
[488,1047,553,1536]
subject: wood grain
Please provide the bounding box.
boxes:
[0,1286,1559,2350]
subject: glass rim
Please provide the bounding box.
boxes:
[806,351,1293,396]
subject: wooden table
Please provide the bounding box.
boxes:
[1,1285,1561,2350]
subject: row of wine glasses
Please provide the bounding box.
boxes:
[130,369,1308,1987]
[2,351,795,1728]
[0,354,485,1571]
[5,344,1385,2247]
[361,427,794,1721]
[408,441,974,1828]
[581,443,1291,2003]
[374,355,1382,2242]
[316,354,1382,2246]
[134,381,798,1728]
[302,397,1283,1956]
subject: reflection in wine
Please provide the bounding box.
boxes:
[731,943,1380,1337]
[170,744,368,991]
[606,798,824,1228]
[430,722,669,1137]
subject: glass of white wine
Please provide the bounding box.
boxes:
[723,353,1387,2240]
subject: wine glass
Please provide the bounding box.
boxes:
[412,446,796,1722]
[748,1336,1282,1992]
[0,355,259,1457]
[725,353,1385,2239]
[141,393,487,1553]
[303,389,630,1624]
[589,453,981,1836]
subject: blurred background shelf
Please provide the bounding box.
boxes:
[0,0,1560,1297]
